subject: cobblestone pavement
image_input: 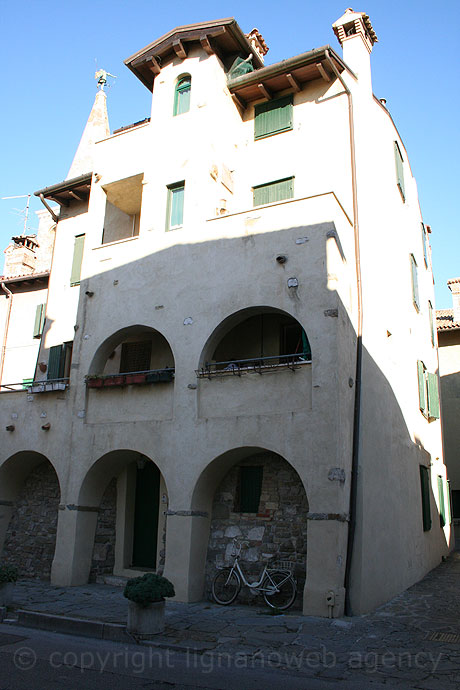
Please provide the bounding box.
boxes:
[6,551,460,688]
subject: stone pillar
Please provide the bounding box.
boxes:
[51,505,99,585]
[303,518,348,617]
[162,511,211,602]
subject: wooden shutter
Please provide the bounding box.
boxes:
[174,77,191,116]
[421,223,429,267]
[47,345,65,380]
[70,234,85,286]
[427,372,440,419]
[166,183,185,230]
[253,177,294,206]
[437,476,446,527]
[255,95,293,140]
[410,254,419,311]
[33,303,46,338]
[240,466,263,513]
[394,141,405,201]
[417,360,427,417]
[428,301,435,347]
[419,465,431,532]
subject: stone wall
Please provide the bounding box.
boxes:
[205,453,308,608]
[2,461,59,580]
[89,478,117,582]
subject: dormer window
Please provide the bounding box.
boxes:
[174,76,191,116]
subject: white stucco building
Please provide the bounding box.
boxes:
[0,10,451,616]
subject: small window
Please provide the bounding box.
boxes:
[33,303,46,339]
[47,342,72,380]
[437,476,446,527]
[174,76,191,116]
[394,141,405,202]
[419,465,432,532]
[253,177,294,207]
[254,95,293,140]
[417,360,440,420]
[410,254,419,312]
[70,234,85,286]
[120,341,152,373]
[101,174,143,245]
[238,466,263,513]
[166,182,185,231]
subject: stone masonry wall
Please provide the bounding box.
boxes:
[89,478,117,582]
[205,453,308,608]
[2,461,59,580]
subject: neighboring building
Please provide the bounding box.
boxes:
[0,10,451,616]
[437,279,460,541]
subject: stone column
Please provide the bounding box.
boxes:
[51,504,99,585]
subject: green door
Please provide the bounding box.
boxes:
[132,462,160,568]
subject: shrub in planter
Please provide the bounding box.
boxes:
[124,573,175,636]
[0,564,18,607]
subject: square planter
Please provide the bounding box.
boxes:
[125,373,146,385]
[103,376,124,387]
[87,378,103,388]
[30,384,45,393]
[52,382,67,391]
[0,582,14,607]
[127,600,165,637]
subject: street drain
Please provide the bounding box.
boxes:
[427,632,460,643]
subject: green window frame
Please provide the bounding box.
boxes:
[173,76,191,116]
[166,182,185,231]
[428,301,435,347]
[437,476,446,527]
[410,254,419,312]
[421,223,429,267]
[33,303,46,339]
[419,465,432,532]
[417,361,440,420]
[394,140,405,202]
[253,177,294,207]
[254,95,293,140]
[70,234,85,287]
[239,466,263,513]
[47,344,66,380]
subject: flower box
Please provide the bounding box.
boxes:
[125,373,147,385]
[103,376,124,387]
[87,378,104,388]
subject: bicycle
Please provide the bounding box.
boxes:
[211,539,297,610]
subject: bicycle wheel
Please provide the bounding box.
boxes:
[263,571,297,610]
[212,568,241,605]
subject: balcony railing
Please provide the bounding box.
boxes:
[0,378,69,393]
[196,354,311,379]
[85,368,175,388]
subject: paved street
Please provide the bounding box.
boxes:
[1,551,460,688]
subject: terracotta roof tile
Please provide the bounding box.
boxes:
[436,308,460,331]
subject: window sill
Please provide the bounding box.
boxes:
[93,235,140,250]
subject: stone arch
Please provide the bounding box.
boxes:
[198,306,311,371]
[191,446,309,609]
[76,450,168,583]
[0,452,62,580]
[88,324,175,377]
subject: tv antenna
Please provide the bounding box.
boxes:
[1,194,31,235]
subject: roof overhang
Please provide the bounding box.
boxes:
[34,173,93,207]
[227,46,349,108]
[124,18,264,91]
[0,272,49,288]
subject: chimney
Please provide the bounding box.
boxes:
[448,278,460,324]
[245,28,269,64]
[332,8,378,94]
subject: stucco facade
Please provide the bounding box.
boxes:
[0,11,451,616]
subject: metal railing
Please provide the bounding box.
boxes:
[196,353,311,379]
[0,378,70,393]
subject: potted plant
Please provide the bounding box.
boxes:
[0,564,18,607]
[124,572,175,637]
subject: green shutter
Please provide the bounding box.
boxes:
[421,223,428,267]
[437,476,446,527]
[428,301,435,347]
[427,372,440,419]
[446,480,452,524]
[70,234,85,286]
[410,254,419,311]
[174,77,191,116]
[33,303,46,338]
[253,177,294,206]
[255,95,293,140]
[417,360,427,417]
[47,344,65,380]
[419,465,432,532]
[166,183,185,230]
[240,466,263,513]
[394,141,405,201]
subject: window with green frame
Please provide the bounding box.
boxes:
[417,360,440,420]
[166,182,185,230]
[33,303,46,339]
[253,177,294,207]
[173,76,191,116]
[437,476,446,527]
[394,140,405,202]
[419,465,432,532]
[410,254,420,312]
[254,95,293,140]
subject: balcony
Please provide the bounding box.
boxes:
[0,378,69,394]
[85,368,174,388]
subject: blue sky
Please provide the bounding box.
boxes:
[1,0,459,307]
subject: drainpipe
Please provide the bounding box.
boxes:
[324,50,363,617]
[0,283,13,388]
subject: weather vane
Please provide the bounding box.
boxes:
[94,69,117,90]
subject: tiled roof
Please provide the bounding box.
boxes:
[0,271,50,284]
[436,308,460,331]
[447,277,460,285]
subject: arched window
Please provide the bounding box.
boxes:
[173,76,191,116]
